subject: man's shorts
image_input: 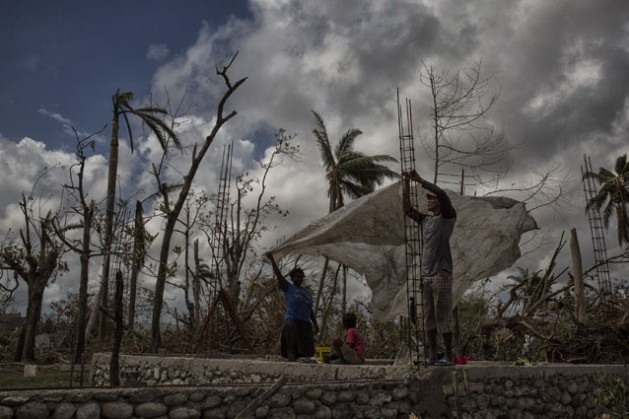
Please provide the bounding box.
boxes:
[422,272,453,333]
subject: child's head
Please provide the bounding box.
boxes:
[342,312,357,329]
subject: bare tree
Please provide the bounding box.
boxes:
[110,271,124,386]
[92,89,182,341]
[165,192,209,335]
[127,200,153,330]
[418,61,569,250]
[222,130,297,307]
[419,61,511,185]
[149,52,246,352]
[0,269,18,308]
[171,130,297,349]
[0,195,68,361]
[53,128,103,363]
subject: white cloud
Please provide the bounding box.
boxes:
[524,57,603,116]
[147,43,170,61]
[141,0,629,291]
[0,135,107,313]
[37,108,105,143]
[3,0,629,315]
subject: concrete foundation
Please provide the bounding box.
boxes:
[0,354,625,418]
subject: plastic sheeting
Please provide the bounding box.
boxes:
[269,181,537,322]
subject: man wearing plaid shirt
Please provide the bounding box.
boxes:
[403,169,457,366]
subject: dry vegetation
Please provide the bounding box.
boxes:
[458,237,629,363]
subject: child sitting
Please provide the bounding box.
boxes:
[328,312,366,364]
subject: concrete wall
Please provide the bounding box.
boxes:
[0,355,625,418]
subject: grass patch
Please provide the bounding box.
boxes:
[0,368,89,390]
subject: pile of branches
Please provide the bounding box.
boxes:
[546,322,628,363]
[460,233,629,363]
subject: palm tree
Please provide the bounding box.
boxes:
[583,154,629,247]
[312,110,399,212]
[311,110,399,317]
[504,267,544,315]
[90,90,181,340]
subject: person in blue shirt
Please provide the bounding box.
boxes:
[267,252,319,362]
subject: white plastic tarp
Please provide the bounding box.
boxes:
[269,181,537,322]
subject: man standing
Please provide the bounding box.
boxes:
[402,169,457,366]
[267,252,318,362]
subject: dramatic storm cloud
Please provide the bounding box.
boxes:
[1,0,628,314]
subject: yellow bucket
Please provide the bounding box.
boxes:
[315,346,332,363]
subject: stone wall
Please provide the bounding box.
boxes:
[89,353,410,386]
[0,382,412,419]
[0,355,625,418]
[436,364,628,418]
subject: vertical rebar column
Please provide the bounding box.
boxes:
[397,89,425,368]
[203,143,233,353]
[581,155,612,301]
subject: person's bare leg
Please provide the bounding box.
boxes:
[443,332,453,361]
[340,343,363,364]
[427,329,438,361]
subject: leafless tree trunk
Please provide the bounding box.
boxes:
[74,201,94,363]
[16,282,45,362]
[192,239,203,327]
[183,209,196,333]
[127,200,146,331]
[150,52,246,352]
[318,263,342,341]
[166,200,204,335]
[313,258,329,316]
[223,132,296,308]
[419,61,508,185]
[97,101,122,340]
[570,228,585,323]
[81,134,107,361]
[53,130,102,364]
[341,265,347,316]
[2,195,66,361]
[92,89,181,343]
[110,271,123,386]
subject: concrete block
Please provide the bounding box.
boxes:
[24,364,37,377]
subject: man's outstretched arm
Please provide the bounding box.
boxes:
[402,172,425,223]
[409,170,456,219]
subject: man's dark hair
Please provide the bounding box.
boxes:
[342,312,357,328]
[289,267,304,278]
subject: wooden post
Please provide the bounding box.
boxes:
[452,168,465,356]
[110,270,124,386]
[569,228,585,323]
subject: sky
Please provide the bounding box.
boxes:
[1,0,628,318]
